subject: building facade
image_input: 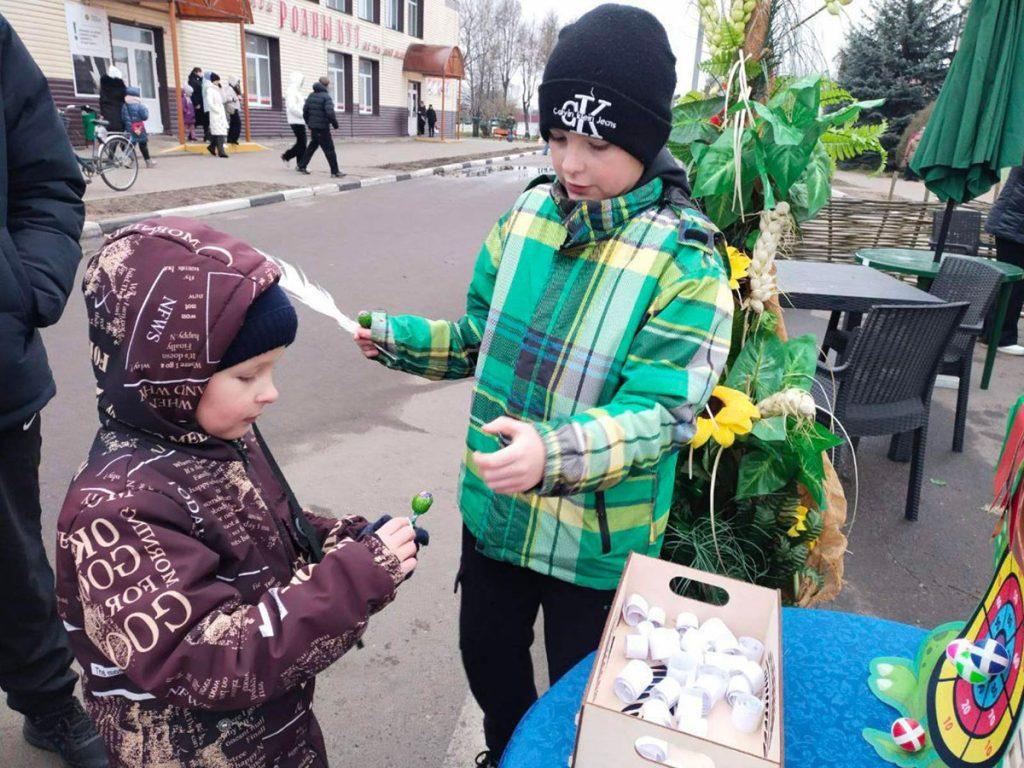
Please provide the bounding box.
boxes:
[1,0,461,140]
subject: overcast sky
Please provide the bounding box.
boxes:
[516,0,857,95]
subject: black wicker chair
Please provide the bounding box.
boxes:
[927,256,1004,452]
[929,209,982,256]
[813,301,968,521]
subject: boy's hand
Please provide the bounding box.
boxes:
[474,417,545,495]
[375,517,417,575]
[353,327,379,358]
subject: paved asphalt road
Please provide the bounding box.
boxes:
[1,156,1021,766]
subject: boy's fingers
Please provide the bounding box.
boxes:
[473,447,519,470]
[481,416,524,438]
[480,466,524,484]
[395,541,418,561]
[400,557,417,575]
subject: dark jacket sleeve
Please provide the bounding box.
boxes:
[302,96,311,126]
[986,167,1024,245]
[325,95,338,129]
[69,491,404,711]
[1,17,85,328]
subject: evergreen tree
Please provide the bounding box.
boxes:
[837,0,959,168]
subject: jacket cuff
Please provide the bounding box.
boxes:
[361,533,405,590]
[534,421,570,496]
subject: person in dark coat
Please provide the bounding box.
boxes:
[417,99,426,135]
[985,166,1024,354]
[297,76,343,177]
[187,66,206,141]
[98,63,126,132]
[0,13,109,768]
[426,103,437,138]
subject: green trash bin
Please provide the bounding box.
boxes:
[81,110,97,142]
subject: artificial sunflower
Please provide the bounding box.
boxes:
[786,505,810,538]
[691,385,760,449]
[726,246,751,290]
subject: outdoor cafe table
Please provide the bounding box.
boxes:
[775,260,944,315]
[501,608,927,768]
[854,248,1024,390]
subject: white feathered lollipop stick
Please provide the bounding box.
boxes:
[263,252,396,362]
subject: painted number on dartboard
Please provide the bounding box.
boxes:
[962,700,974,717]
[944,715,955,731]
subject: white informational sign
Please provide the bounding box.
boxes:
[423,76,457,106]
[65,2,111,59]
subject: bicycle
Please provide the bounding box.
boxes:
[61,105,139,191]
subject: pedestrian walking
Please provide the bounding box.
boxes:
[281,71,307,166]
[187,66,206,141]
[204,71,228,157]
[181,82,196,141]
[297,75,343,177]
[426,103,437,138]
[121,86,156,168]
[98,63,126,132]
[985,166,1024,355]
[417,99,426,135]
[0,13,109,768]
[225,74,243,145]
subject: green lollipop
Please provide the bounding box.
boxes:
[410,491,433,526]
[357,310,372,329]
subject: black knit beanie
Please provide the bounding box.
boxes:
[538,4,676,167]
[218,283,297,370]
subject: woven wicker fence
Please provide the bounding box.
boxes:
[790,197,995,263]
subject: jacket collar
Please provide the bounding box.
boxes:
[551,177,664,247]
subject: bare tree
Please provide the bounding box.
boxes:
[516,19,539,137]
[493,0,522,104]
[536,9,560,63]
[460,0,498,121]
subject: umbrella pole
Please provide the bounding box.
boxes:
[932,198,956,263]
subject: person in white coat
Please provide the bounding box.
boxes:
[224,74,243,145]
[204,72,229,157]
[281,72,307,166]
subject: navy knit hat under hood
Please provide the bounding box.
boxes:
[218,283,297,370]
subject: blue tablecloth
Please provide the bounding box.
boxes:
[502,608,926,768]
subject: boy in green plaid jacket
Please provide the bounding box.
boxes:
[355,5,732,763]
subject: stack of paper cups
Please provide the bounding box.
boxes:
[738,636,765,663]
[614,659,654,703]
[634,737,669,762]
[647,606,667,628]
[726,672,753,706]
[625,633,649,660]
[667,651,699,686]
[622,594,649,626]
[651,676,682,709]
[639,699,674,728]
[649,627,681,662]
[699,617,740,654]
[730,692,765,734]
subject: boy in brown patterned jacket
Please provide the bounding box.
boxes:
[54,217,419,767]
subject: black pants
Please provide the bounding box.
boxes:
[227,111,242,144]
[0,415,77,716]
[136,139,150,161]
[298,127,339,175]
[428,121,436,138]
[208,136,227,157]
[458,527,614,758]
[282,124,307,161]
[991,237,1024,346]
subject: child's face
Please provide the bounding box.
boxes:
[548,128,644,201]
[196,347,284,440]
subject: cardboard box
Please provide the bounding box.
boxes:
[572,553,783,767]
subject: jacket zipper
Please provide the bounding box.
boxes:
[233,439,299,565]
[596,492,611,554]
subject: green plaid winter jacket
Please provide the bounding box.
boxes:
[371,174,733,589]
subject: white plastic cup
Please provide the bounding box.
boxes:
[625,633,649,660]
[730,692,765,734]
[614,659,654,703]
[739,636,765,663]
[649,627,681,661]
[639,698,674,728]
[622,594,649,627]
[651,676,682,709]
[647,606,667,628]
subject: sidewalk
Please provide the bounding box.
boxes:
[84,134,541,220]
[833,168,1001,204]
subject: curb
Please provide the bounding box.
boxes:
[82,148,545,241]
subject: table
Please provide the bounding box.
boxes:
[854,248,1024,390]
[776,260,944,314]
[501,608,927,768]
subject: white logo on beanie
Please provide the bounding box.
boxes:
[553,89,617,139]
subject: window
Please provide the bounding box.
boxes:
[358,0,374,21]
[329,52,348,112]
[245,33,272,107]
[359,59,377,114]
[407,0,422,37]
[385,0,401,30]
[325,0,347,10]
